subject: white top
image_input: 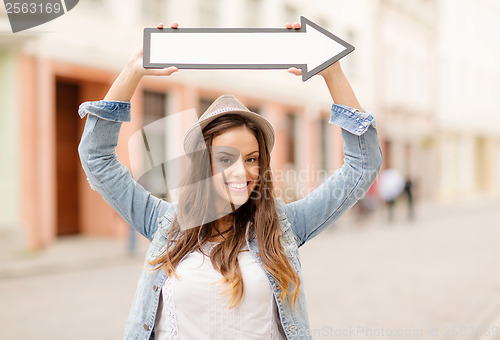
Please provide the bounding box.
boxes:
[154,242,285,340]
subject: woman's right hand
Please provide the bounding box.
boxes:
[127,23,179,77]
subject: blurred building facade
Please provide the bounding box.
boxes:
[434,0,500,200]
[0,0,499,249]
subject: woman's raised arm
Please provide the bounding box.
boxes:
[104,23,178,101]
[78,23,179,240]
[285,23,383,246]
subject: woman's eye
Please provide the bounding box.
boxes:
[246,157,258,163]
[219,158,233,164]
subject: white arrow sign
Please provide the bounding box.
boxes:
[143,16,354,81]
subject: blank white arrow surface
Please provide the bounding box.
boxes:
[144,16,354,81]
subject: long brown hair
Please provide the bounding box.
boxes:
[148,114,300,308]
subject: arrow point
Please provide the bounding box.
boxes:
[300,17,354,81]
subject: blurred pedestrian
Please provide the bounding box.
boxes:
[377,168,405,222]
[77,22,382,340]
[404,178,415,220]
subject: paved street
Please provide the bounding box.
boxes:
[1,198,499,340]
[301,198,500,339]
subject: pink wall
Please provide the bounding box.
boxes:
[19,56,345,250]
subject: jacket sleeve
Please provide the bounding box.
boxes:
[285,104,383,247]
[77,100,173,240]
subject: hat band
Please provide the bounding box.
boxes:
[204,107,246,119]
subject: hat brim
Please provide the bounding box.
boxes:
[183,109,275,158]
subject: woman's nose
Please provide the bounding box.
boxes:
[228,158,246,178]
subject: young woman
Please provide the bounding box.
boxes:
[78,22,382,340]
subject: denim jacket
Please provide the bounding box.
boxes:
[78,100,382,340]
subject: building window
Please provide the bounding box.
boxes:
[344,29,357,78]
[383,140,392,169]
[140,90,169,200]
[143,91,167,125]
[247,105,261,115]
[198,97,215,117]
[283,4,297,24]
[285,113,296,165]
[142,0,166,23]
[280,112,299,201]
[320,118,329,171]
[245,0,262,27]
[317,17,331,30]
[199,0,219,27]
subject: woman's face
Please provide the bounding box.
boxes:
[210,125,260,210]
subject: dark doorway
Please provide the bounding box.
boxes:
[55,80,80,236]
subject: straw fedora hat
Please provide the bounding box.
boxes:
[183,95,275,157]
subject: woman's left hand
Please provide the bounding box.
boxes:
[285,22,303,77]
[285,22,341,79]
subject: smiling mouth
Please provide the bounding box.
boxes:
[225,182,250,192]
